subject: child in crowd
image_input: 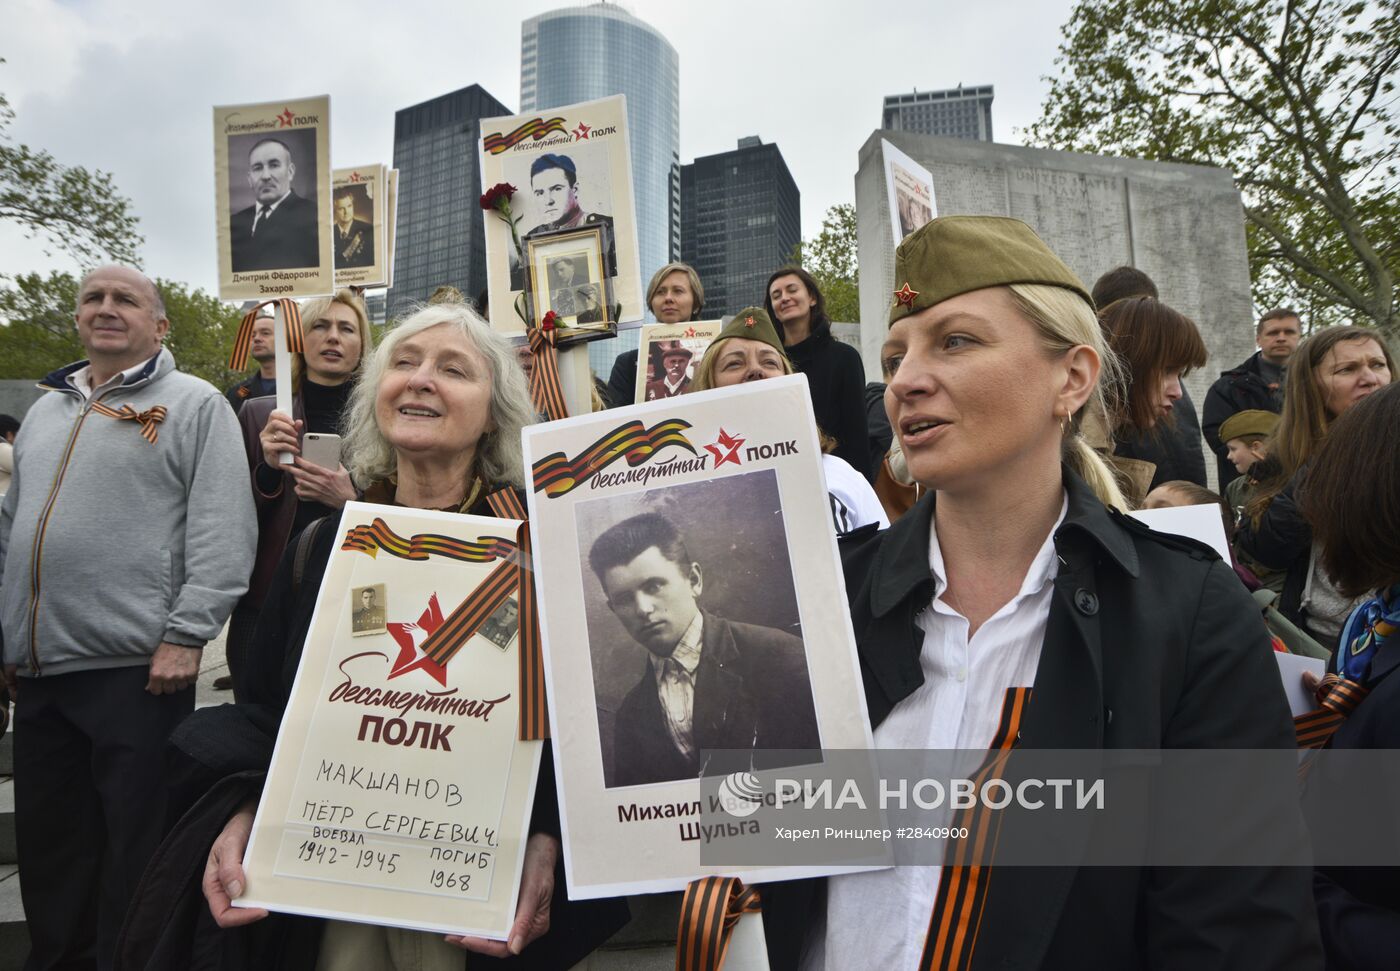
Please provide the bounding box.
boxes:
[1218,409,1286,592]
[1219,409,1281,513]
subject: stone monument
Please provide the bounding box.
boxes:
[855,131,1256,488]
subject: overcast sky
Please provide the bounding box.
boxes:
[1,0,1078,294]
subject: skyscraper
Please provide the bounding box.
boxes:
[388,85,511,323]
[521,4,680,374]
[882,85,994,141]
[681,137,800,318]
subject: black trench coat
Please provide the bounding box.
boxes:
[760,467,1322,971]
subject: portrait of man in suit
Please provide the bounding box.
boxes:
[230,137,319,273]
[333,190,375,269]
[587,512,820,788]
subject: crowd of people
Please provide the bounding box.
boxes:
[0,212,1396,970]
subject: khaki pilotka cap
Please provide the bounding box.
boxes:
[714,307,787,358]
[1219,409,1280,443]
[888,215,1094,326]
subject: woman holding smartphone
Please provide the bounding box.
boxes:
[224,290,372,695]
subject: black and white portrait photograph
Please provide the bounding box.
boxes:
[227,128,321,273]
[575,470,821,789]
[507,143,618,291]
[526,227,614,339]
[478,597,520,651]
[333,184,375,269]
[350,583,387,636]
[546,253,591,315]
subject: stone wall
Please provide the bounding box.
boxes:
[854,132,1257,489]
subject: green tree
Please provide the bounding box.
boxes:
[1,64,143,266]
[0,271,244,387]
[792,203,860,322]
[1027,0,1400,340]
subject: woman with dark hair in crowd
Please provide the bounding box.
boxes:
[1235,325,1394,644]
[761,216,1318,970]
[1095,296,1208,504]
[690,307,887,536]
[120,302,628,970]
[220,291,373,694]
[764,266,871,476]
[1295,380,1400,971]
[603,262,706,407]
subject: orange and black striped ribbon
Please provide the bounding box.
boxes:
[675,876,763,971]
[918,687,1031,971]
[1294,674,1370,749]
[513,523,548,741]
[531,418,697,497]
[341,517,517,563]
[528,323,569,422]
[484,488,547,740]
[483,117,567,154]
[419,558,518,666]
[485,487,527,521]
[228,298,304,369]
[88,401,167,444]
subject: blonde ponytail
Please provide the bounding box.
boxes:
[1008,283,1130,511]
[1065,436,1129,512]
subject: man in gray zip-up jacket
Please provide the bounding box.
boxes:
[0,265,256,970]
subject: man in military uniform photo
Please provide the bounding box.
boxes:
[333,190,375,269]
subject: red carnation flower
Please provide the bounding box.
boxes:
[479,182,517,211]
[541,311,559,332]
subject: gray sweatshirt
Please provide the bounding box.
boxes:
[0,349,257,677]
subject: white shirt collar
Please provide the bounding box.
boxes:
[259,190,292,214]
[927,493,1068,618]
[67,352,159,400]
[652,610,704,683]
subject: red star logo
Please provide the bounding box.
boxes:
[573,122,591,140]
[386,593,449,686]
[894,283,919,308]
[682,326,697,338]
[705,428,746,468]
[277,108,295,128]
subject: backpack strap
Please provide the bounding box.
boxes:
[292,517,332,600]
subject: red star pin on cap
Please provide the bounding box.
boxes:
[744,315,756,328]
[894,283,919,308]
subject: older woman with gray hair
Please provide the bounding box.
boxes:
[122,302,627,970]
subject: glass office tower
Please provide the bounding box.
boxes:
[522,4,680,376]
[681,137,800,318]
[388,85,511,323]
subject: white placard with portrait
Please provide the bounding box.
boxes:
[522,376,878,898]
[480,95,643,337]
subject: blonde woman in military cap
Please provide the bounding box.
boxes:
[690,308,887,535]
[761,216,1319,971]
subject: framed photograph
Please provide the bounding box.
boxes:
[881,139,937,247]
[213,95,334,301]
[521,376,878,898]
[634,320,724,403]
[238,504,543,939]
[525,225,616,345]
[479,95,643,338]
[332,164,388,289]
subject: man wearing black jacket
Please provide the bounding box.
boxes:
[1202,308,1300,491]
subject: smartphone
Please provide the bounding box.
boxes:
[300,432,343,470]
